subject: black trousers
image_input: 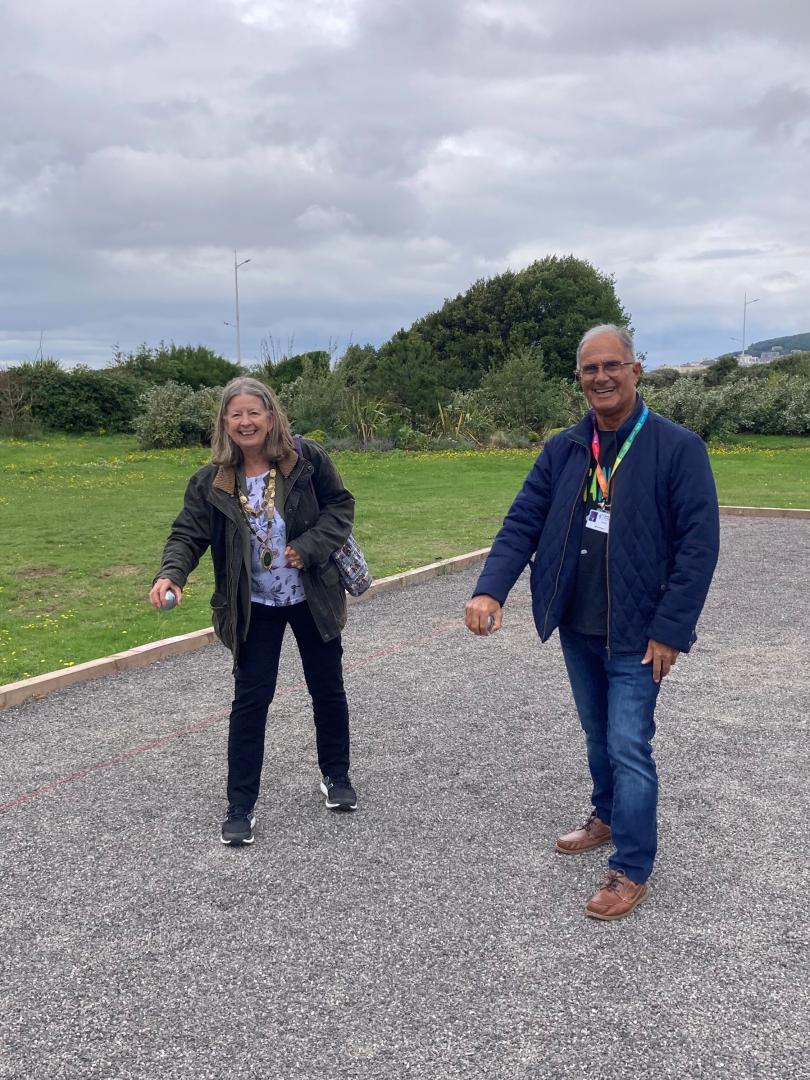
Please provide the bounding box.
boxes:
[227,601,350,810]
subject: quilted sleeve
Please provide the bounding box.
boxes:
[472,445,555,605]
[646,433,720,652]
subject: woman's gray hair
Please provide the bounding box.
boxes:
[210,376,295,466]
[575,324,636,369]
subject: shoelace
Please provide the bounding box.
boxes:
[599,870,627,893]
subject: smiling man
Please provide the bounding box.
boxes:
[465,323,719,920]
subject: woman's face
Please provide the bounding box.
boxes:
[225,393,274,457]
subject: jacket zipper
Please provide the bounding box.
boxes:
[542,447,591,639]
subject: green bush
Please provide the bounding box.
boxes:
[640,367,682,390]
[728,376,810,436]
[114,342,241,389]
[280,372,347,435]
[648,375,810,439]
[133,382,222,449]
[647,379,737,440]
[302,429,327,444]
[432,392,494,445]
[13,361,147,433]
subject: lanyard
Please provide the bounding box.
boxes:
[590,405,649,507]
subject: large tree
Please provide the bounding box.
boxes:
[356,255,629,417]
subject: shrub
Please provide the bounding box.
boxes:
[478,347,561,436]
[393,426,432,451]
[114,342,241,389]
[432,393,494,445]
[280,372,348,435]
[730,376,810,436]
[302,429,327,444]
[647,379,738,440]
[640,367,682,390]
[134,382,221,449]
[0,369,34,435]
[14,361,147,433]
[650,374,810,439]
[338,394,392,446]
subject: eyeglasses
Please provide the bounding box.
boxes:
[577,360,636,379]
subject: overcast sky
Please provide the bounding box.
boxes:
[2,0,809,370]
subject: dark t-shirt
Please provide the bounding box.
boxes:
[561,429,618,636]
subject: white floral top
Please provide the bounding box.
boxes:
[244,473,306,607]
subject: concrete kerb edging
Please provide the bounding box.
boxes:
[716,505,810,520]
[0,548,492,711]
[2,504,808,712]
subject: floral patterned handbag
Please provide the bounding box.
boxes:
[295,437,373,597]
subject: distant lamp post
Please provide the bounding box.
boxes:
[740,292,759,363]
[233,250,251,364]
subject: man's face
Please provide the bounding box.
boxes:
[577,333,641,428]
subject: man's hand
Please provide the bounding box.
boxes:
[465,595,503,636]
[642,639,680,683]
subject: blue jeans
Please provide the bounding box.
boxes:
[558,627,661,884]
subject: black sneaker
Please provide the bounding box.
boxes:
[320,776,358,811]
[220,807,256,845]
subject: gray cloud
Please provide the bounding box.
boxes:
[0,0,808,369]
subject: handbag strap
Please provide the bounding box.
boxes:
[295,435,319,508]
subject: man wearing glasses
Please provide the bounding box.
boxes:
[465,323,719,920]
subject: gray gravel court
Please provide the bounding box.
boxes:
[1,517,807,1080]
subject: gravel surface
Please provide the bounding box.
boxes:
[0,518,807,1080]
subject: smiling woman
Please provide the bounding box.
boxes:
[150,376,360,843]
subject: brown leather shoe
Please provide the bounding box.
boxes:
[585,869,648,920]
[555,811,612,854]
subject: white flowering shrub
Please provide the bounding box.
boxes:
[649,375,810,439]
[134,381,221,449]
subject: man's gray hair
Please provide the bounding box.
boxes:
[575,324,635,369]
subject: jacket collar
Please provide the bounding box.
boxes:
[211,447,300,495]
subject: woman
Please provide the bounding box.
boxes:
[150,376,358,846]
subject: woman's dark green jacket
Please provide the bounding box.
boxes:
[157,439,354,662]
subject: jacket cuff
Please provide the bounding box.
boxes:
[471,585,509,606]
[156,566,189,589]
[646,614,694,654]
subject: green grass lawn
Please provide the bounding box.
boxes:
[1,433,808,685]
[706,435,810,507]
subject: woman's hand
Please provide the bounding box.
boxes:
[284,545,305,570]
[149,578,183,610]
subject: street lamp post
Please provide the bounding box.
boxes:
[740,291,759,363]
[233,250,251,364]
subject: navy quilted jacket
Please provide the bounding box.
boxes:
[473,399,720,654]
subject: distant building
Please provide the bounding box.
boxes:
[669,359,712,374]
[758,346,785,363]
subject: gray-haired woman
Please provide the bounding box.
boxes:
[150,377,358,845]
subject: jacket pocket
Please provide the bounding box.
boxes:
[210,591,232,648]
[319,559,340,588]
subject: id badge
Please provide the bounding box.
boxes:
[585,508,610,534]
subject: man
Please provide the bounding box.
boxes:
[465,324,719,920]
